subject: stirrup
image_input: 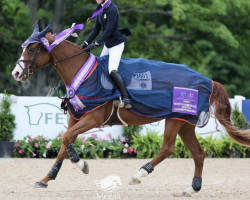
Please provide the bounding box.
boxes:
[123,97,132,109]
[114,97,124,108]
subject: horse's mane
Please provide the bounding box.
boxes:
[64,39,82,50]
[46,34,83,51]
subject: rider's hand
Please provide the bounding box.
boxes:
[84,42,99,52]
[81,41,88,49]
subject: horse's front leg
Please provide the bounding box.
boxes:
[35,111,104,188]
[35,116,78,187]
[173,124,206,197]
[129,119,185,185]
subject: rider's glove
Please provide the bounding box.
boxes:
[84,42,99,52]
[81,41,88,49]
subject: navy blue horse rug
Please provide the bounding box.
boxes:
[68,55,212,127]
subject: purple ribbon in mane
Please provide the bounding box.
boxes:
[87,0,111,22]
[40,23,84,52]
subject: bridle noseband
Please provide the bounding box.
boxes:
[16,44,42,80]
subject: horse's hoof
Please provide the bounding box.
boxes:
[82,161,89,174]
[35,181,48,188]
[128,178,141,185]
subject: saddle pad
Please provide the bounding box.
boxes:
[68,55,212,127]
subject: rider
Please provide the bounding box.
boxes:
[81,0,132,108]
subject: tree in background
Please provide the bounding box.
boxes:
[0,91,16,141]
[231,104,249,130]
[1,0,249,98]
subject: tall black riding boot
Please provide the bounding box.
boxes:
[110,70,132,108]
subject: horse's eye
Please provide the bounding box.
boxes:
[29,48,34,52]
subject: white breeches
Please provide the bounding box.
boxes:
[100,42,124,74]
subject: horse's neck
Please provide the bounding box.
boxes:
[46,35,89,85]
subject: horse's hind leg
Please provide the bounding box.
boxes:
[129,119,185,185]
[174,124,206,197]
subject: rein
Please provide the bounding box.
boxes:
[52,49,89,66]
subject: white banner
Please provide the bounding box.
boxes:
[1,95,247,140]
[7,96,122,140]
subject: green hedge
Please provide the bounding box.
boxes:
[13,131,250,159]
[132,131,250,158]
[0,91,16,141]
[13,134,136,159]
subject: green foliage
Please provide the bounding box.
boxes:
[220,134,249,158]
[1,0,250,98]
[132,130,250,159]
[196,135,224,158]
[172,136,191,158]
[231,104,249,130]
[12,131,250,158]
[123,125,143,142]
[172,133,250,158]
[13,133,136,158]
[13,135,48,158]
[0,0,31,71]
[132,129,163,158]
[0,91,16,141]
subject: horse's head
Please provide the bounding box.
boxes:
[12,24,51,82]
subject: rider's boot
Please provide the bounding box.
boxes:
[110,70,132,109]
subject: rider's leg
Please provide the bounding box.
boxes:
[100,45,109,57]
[108,42,132,108]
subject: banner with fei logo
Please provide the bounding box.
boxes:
[10,97,69,140]
[8,96,123,140]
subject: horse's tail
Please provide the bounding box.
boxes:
[211,81,250,147]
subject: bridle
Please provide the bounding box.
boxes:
[16,40,89,113]
[16,44,42,80]
[17,42,88,80]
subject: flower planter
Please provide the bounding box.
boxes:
[229,148,242,158]
[0,141,15,158]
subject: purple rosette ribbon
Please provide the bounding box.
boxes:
[65,54,97,111]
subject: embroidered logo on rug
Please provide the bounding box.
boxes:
[133,73,150,80]
[127,71,152,90]
[172,87,198,115]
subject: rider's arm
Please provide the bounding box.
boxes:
[86,19,101,45]
[96,7,117,45]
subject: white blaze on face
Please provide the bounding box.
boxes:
[12,48,26,81]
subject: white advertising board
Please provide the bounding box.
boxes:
[1,95,246,140]
[8,96,122,140]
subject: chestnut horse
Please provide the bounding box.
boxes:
[12,25,250,197]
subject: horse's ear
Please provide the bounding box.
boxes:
[39,25,50,38]
[33,24,39,33]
